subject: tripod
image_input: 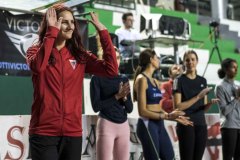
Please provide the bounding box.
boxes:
[203,26,222,77]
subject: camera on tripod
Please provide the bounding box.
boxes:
[203,20,222,76]
[209,21,219,28]
[209,20,220,40]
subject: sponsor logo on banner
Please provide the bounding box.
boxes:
[0,115,222,160]
[0,10,88,77]
[0,10,41,76]
[5,31,39,58]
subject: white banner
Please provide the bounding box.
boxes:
[0,114,222,160]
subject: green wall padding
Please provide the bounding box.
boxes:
[0,76,32,114]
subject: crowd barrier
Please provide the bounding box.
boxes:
[0,114,222,160]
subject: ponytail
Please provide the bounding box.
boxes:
[217,68,225,79]
[218,58,237,79]
[133,48,156,101]
[133,65,144,101]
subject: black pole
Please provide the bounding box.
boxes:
[203,26,222,77]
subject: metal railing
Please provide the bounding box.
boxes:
[94,0,136,10]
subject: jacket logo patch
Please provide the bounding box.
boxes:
[69,60,77,69]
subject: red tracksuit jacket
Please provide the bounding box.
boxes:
[26,26,118,136]
[160,79,174,113]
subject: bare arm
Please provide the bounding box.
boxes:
[174,87,212,111]
[136,77,164,120]
[174,92,200,111]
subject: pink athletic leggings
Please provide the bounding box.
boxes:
[96,117,130,160]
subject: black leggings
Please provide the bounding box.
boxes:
[29,134,82,160]
[221,128,240,160]
[176,124,207,160]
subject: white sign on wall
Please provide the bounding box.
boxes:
[0,114,222,160]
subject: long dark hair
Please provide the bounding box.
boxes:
[38,3,86,64]
[133,49,156,101]
[218,58,237,79]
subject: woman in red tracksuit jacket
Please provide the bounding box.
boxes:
[26,4,118,160]
[160,64,183,113]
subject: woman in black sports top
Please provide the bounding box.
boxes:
[173,50,219,160]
